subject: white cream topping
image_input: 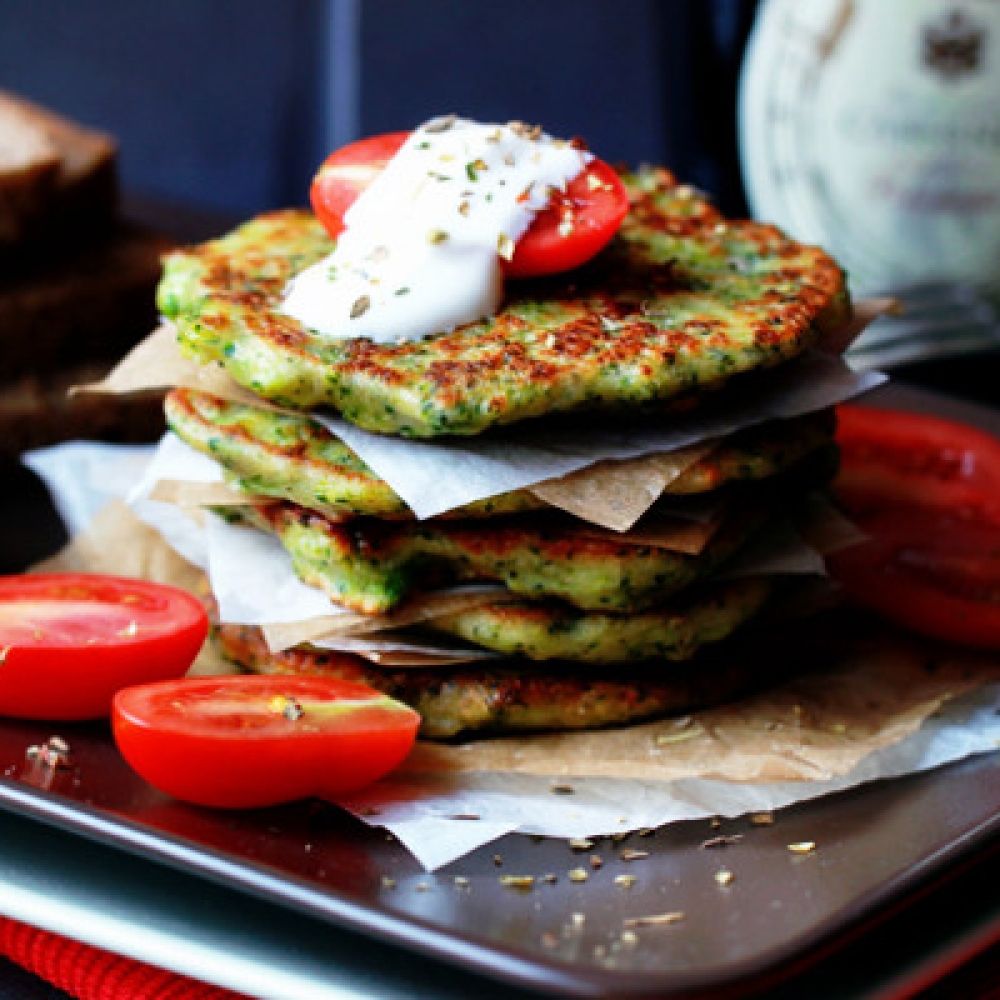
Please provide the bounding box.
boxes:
[280,116,591,343]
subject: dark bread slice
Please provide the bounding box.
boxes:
[0,94,62,243]
[0,221,172,380]
[0,90,118,249]
[0,363,165,456]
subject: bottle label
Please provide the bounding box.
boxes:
[740,0,1000,296]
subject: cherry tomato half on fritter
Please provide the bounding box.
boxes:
[0,574,208,721]
[828,406,1000,651]
[309,131,630,278]
[112,675,421,809]
[833,404,1000,523]
[309,131,409,239]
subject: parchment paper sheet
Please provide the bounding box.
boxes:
[80,322,886,525]
[23,441,1000,870]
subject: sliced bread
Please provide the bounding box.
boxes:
[0,95,62,242]
[0,90,117,247]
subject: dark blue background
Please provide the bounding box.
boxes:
[0,0,755,216]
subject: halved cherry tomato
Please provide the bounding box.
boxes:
[309,131,630,278]
[502,157,630,278]
[309,131,409,239]
[827,509,1000,651]
[829,406,1000,650]
[112,675,421,809]
[0,574,208,721]
[833,404,1000,523]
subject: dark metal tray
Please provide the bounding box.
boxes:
[2,382,1000,999]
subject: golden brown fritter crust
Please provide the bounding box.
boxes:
[212,616,773,739]
[159,168,850,437]
[166,387,836,519]
[223,501,765,615]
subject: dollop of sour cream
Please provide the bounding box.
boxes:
[280,116,591,343]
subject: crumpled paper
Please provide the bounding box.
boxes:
[80,321,886,525]
[22,439,1000,870]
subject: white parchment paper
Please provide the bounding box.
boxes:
[23,424,1000,873]
[318,350,885,518]
[337,682,1000,869]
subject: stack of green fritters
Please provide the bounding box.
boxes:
[157,166,851,738]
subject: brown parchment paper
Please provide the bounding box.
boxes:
[38,500,1000,787]
[78,312,890,533]
[76,325,724,530]
[405,634,1000,780]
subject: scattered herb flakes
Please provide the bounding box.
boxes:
[701,834,743,849]
[568,868,589,883]
[550,783,575,795]
[425,114,457,133]
[497,233,515,260]
[623,911,685,929]
[620,849,649,862]
[465,158,487,182]
[655,716,706,745]
[787,841,817,855]
[569,838,594,851]
[493,854,503,867]
[715,870,736,887]
[267,694,304,721]
[381,876,397,890]
[350,295,371,319]
[427,228,449,245]
[500,875,536,890]
[541,873,559,885]
[26,736,72,769]
[507,120,538,140]
[393,286,410,296]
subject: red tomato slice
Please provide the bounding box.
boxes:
[0,574,208,721]
[309,131,630,278]
[834,404,1000,523]
[309,131,409,239]
[827,509,1000,651]
[112,675,421,809]
[502,157,630,278]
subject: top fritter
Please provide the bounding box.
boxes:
[157,166,851,438]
